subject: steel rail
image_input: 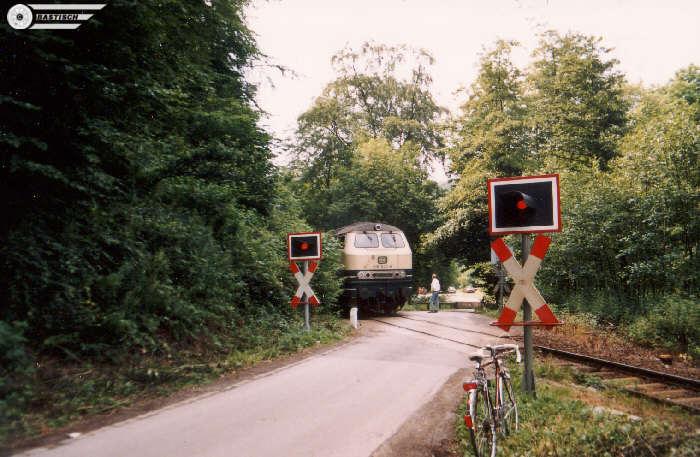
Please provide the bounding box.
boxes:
[535,345,700,389]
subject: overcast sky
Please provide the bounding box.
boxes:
[245,0,699,166]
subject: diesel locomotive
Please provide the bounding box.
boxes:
[335,222,413,314]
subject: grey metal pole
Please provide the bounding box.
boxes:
[521,234,536,396]
[302,261,311,332]
[497,264,505,310]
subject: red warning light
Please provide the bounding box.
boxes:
[516,200,527,210]
[288,232,322,261]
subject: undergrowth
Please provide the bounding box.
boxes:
[552,293,699,360]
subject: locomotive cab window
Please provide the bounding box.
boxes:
[354,233,379,248]
[381,233,405,248]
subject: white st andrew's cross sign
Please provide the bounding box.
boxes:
[289,261,319,308]
[490,235,559,331]
[287,232,322,308]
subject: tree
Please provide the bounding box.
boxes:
[528,31,628,170]
[302,138,441,241]
[451,40,530,176]
[613,81,698,293]
[666,64,700,121]
[427,40,528,264]
[538,73,699,306]
[294,42,447,187]
[0,0,283,357]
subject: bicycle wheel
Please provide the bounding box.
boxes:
[500,373,519,435]
[467,387,497,457]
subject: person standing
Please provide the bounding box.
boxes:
[429,273,440,313]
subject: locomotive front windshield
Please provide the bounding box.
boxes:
[354,233,379,248]
[381,233,405,248]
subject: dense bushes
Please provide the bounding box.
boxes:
[626,296,699,358]
[0,1,344,440]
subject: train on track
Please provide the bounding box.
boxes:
[335,222,413,315]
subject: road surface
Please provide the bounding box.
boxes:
[416,289,484,308]
[17,311,515,457]
[440,290,484,308]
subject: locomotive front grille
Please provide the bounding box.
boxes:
[372,272,395,278]
[354,270,409,279]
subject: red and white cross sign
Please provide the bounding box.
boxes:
[491,235,559,331]
[290,261,320,308]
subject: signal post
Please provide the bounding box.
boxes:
[487,174,563,396]
[287,232,322,331]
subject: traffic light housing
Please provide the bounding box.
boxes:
[488,175,561,235]
[287,232,322,261]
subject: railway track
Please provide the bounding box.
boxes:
[369,316,484,349]
[393,313,509,338]
[370,313,700,414]
[536,345,700,414]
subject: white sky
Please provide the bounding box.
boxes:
[245,0,699,169]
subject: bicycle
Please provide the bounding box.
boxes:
[462,344,522,457]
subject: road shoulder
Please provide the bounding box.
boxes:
[371,367,468,457]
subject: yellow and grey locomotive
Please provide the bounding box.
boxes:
[335,222,412,314]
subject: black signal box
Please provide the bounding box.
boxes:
[488,175,561,235]
[287,232,322,261]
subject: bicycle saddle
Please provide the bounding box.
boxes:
[469,353,486,362]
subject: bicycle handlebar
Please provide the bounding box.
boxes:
[486,344,522,363]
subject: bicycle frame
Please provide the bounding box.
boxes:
[490,347,518,434]
[463,344,521,456]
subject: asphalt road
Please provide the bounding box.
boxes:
[416,289,484,308]
[18,311,514,457]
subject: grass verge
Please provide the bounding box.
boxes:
[456,357,699,457]
[1,313,351,449]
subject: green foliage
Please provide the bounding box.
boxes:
[424,157,492,265]
[451,40,530,176]
[0,1,346,443]
[1,0,274,352]
[435,37,695,358]
[667,64,700,118]
[294,42,446,187]
[0,321,35,437]
[528,30,629,170]
[428,41,528,265]
[626,295,699,354]
[468,262,498,288]
[433,32,630,266]
[538,75,698,304]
